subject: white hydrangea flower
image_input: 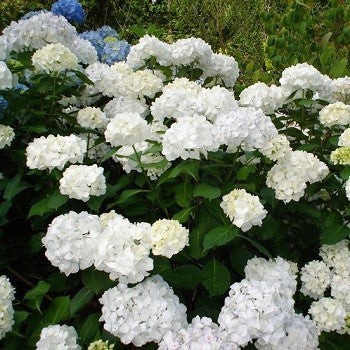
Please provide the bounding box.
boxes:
[0,38,8,61]
[59,164,106,202]
[279,63,331,96]
[150,219,189,258]
[170,37,212,66]
[99,210,123,229]
[42,211,102,275]
[331,77,350,103]
[346,179,350,201]
[331,274,350,307]
[339,128,350,147]
[88,340,114,350]
[319,102,350,127]
[266,150,329,202]
[104,112,150,147]
[92,214,153,283]
[259,134,291,161]
[0,125,15,149]
[330,146,350,165]
[99,275,187,346]
[77,107,108,130]
[32,43,79,73]
[36,324,81,350]
[70,37,98,65]
[218,279,294,348]
[104,96,149,119]
[159,316,228,350]
[309,297,346,332]
[0,275,15,340]
[202,53,239,88]
[162,114,220,161]
[126,35,172,69]
[244,257,297,299]
[220,189,267,232]
[320,240,350,276]
[26,134,87,171]
[239,82,286,114]
[79,133,111,161]
[0,61,14,90]
[255,313,319,350]
[214,107,278,152]
[300,260,332,299]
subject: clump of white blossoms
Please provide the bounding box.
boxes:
[220,189,267,232]
[0,125,15,149]
[309,298,346,332]
[159,316,225,350]
[0,61,14,90]
[300,260,332,299]
[239,82,286,114]
[0,275,15,340]
[42,211,102,275]
[346,179,350,201]
[339,128,350,147]
[26,134,87,171]
[104,112,150,147]
[32,43,79,73]
[150,219,189,258]
[36,324,81,350]
[99,275,187,347]
[319,102,350,127]
[88,340,114,350]
[266,150,329,202]
[59,164,106,202]
[162,114,220,161]
[259,134,291,161]
[279,62,331,97]
[331,76,350,103]
[214,107,278,152]
[104,95,149,119]
[92,214,153,283]
[77,107,108,130]
[330,146,350,165]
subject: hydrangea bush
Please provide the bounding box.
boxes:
[0,1,350,349]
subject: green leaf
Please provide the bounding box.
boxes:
[288,201,321,219]
[340,166,350,180]
[320,224,350,245]
[193,183,221,200]
[230,246,255,275]
[86,195,105,213]
[236,165,256,181]
[172,207,194,223]
[175,181,193,208]
[70,287,94,316]
[14,311,29,324]
[162,265,202,290]
[28,191,68,217]
[82,268,114,294]
[47,191,68,209]
[238,234,272,258]
[201,259,231,296]
[331,58,348,78]
[24,281,50,311]
[3,174,30,200]
[256,215,279,240]
[203,225,239,250]
[79,313,101,344]
[44,296,70,324]
[114,189,147,205]
[170,160,200,180]
[321,32,333,50]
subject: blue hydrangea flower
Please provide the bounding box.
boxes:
[79,26,130,65]
[0,96,8,110]
[51,0,86,25]
[15,83,29,91]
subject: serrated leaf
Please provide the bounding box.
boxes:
[172,206,194,223]
[236,165,256,180]
[331,58,348,78]
[340,167,350,180]
[203,225,239,250]
[320,224,350,245]
[44,296,70,324]
[170,160,199,180]
[82,268,114,294]
[79,313,101,344]
[201,260,231,296]
[162,265,202,290]
[175,181,193,208]
[4,174,30,200]
[70,287,94,316]
[193,183,221,200]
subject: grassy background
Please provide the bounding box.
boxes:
[0,0,349,83]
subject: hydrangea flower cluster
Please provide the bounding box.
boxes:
[88,340,114,350]
[319,102,350,127]
[51,0,86,25]
[266,150,329,202]
[0,275,15,340]
[220,189,267,232]
[77,107,108,130]
[59,164,106,202]
[0,62,14,90]
[300,240,350,334]
[26,134,87,171]
[99,275,188,346]
[36,324,81,349]
[0,125,15,149]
